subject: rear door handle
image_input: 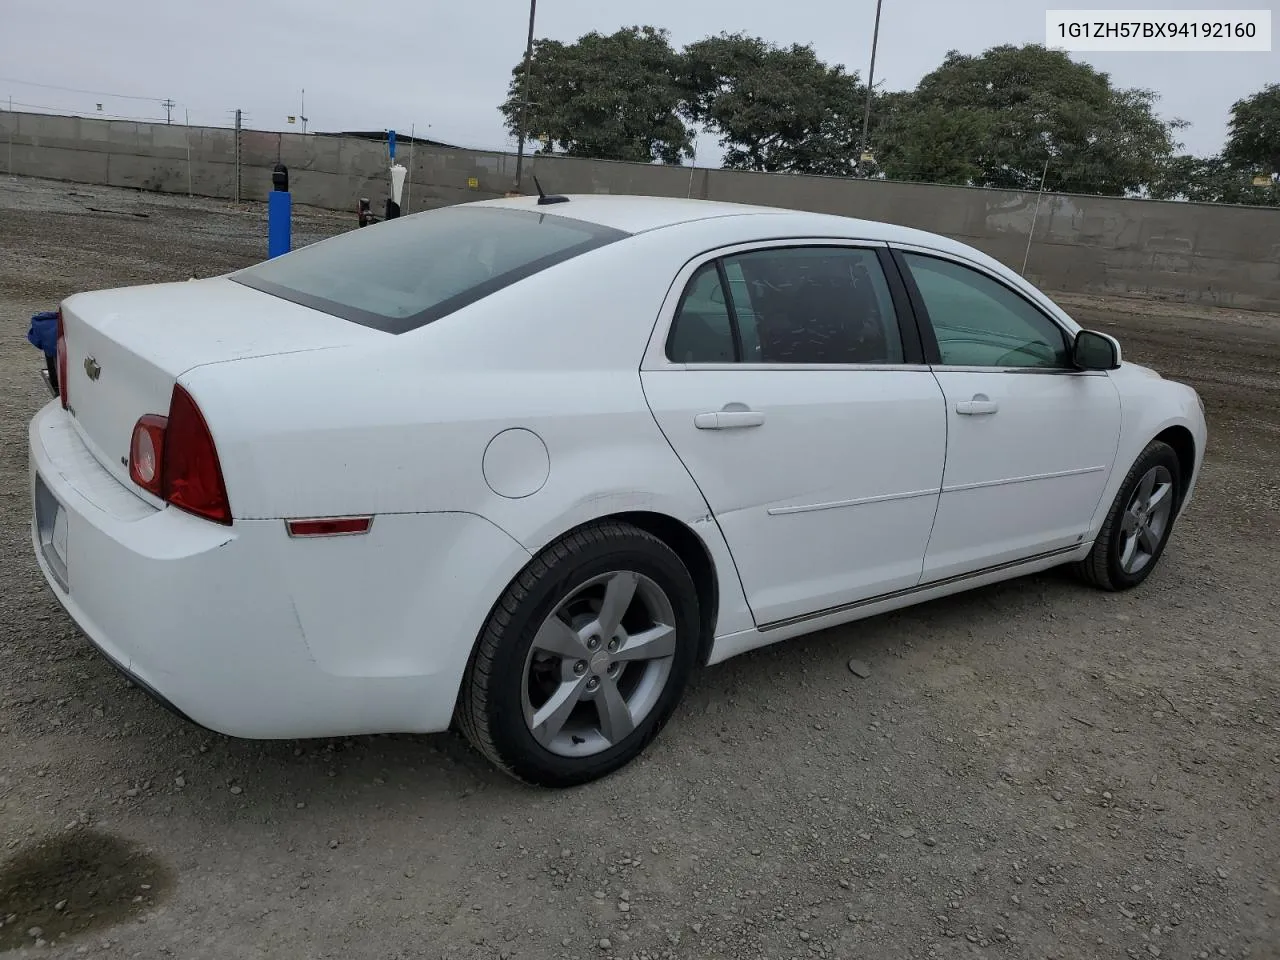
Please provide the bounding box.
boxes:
[956,394,998,416]
[694,408,766,430]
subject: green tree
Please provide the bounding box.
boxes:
[1223,83,1280,174]
[869,91,994,184]
[682,34,864,175]
[1148,154,1279,206]
[890,44,1183,194]
[499,26,692,164]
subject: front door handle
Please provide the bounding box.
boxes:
[956,394,998,416]
[694,407,766,430]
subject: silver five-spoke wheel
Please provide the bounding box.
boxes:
[522,570,678,758]
[1118,464,1174,575]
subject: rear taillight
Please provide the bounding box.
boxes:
[56,308,68,410]
[128,414,167,496]
[128,385,232,525]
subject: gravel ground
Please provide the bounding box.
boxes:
[1,177,1277,960]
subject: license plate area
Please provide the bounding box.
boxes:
[35,473,70,591]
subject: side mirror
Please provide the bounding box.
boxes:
[1073,329,1121,371]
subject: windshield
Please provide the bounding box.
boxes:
[231,205,629,334]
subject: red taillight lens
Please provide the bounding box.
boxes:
[162,385,232,525]
[56,308,68,410]
[128,414,168,496]
[130,386,231,525]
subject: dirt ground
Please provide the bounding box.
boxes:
[0,177,1276,960]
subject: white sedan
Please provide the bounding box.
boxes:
[30,194,1206,786]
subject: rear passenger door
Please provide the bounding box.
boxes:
[641,241,949,629]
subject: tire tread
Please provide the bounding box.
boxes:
[457,520,689,785]
[1073,440,1179,592]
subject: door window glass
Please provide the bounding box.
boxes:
[903,253,1070,368]
[666,262,736,363]
[722,247,904,364]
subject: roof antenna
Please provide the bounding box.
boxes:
[532,175,570,206]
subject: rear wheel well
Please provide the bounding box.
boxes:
[1152,425,1196,505]
[598,511,719,666]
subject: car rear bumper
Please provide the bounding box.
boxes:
[29,399,531,739]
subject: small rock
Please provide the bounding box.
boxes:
[799,931,811,941]
[54,900,67,911]
[898,827,916,839]
[229,785,243,795]
[1148,947,1161,957]
[1216,868,1228,879]
[1052,791,1064,802]
[174,776,186,788]
[296,802,305,809]
[125,788,139,798]
[598,938,612,950]
[847,659,872,679]
[924,837,937,847]
[561,848,572,859]
[329,840,339,849]
[838,879,851,889]
[618,902,630,913]
[593,890,606,899]
[28,927,43,938]
[691,923,703,933]
[619,890,630,901]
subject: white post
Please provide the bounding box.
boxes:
[686,140,698,199]
[1021,158,1051,276]
[185,109,193,197]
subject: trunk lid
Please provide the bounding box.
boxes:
[60,276,381,495]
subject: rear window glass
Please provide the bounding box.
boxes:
[231,206,629,334]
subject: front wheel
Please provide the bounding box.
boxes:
[1075,440,1182,591]
[457,521,701,787]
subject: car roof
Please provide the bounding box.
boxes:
[469,194,785,233]
[470,193,977,257]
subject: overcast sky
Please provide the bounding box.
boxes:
[2,0,1274,160]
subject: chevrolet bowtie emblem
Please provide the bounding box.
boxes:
[83,356,101,381]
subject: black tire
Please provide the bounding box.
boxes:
[456,520,700,787]
[1075,440,1183,591]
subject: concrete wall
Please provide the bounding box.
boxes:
[4,110,1279,312]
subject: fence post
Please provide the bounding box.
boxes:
[234,108,242,204]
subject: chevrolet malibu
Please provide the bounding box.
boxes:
[30,194,1206,786]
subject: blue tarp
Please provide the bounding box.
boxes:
[27,311,58,357]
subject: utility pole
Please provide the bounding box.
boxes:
[513,0,537,191]
[300,89,308,134]
[858,0,884,177]
[162,98,175,124]
[234,108,242,204]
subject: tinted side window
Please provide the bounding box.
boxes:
[723,247,904,365]
[903,253,1070,368]
[666,262,736,363]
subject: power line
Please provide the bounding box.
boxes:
[1,100,170,123]
[0,76,164,102]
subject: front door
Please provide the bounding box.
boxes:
[642,242,948,628]
[894,249,1123,582]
